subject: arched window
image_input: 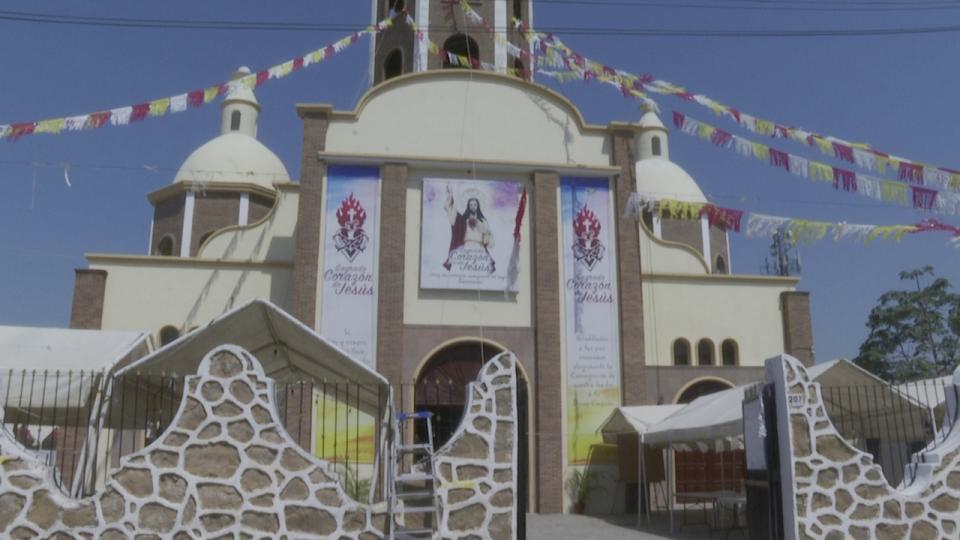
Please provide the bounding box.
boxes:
[677,379,733,404]
[651,136,662,156]
[384,49,403,80]
[672,339,691,366]
[155,234,175,256]
[721,339,739,366]
[513,58,526,79]
[387,0,405,15]
[714,255,727,274]
[159,326,180,346]
[230,110,241,131]
[442,34,480,69]
[697,339,715,366]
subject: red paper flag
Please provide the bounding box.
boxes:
[672,111,686,129]
[87,111,112,129]
[833,168,856,192]
[769,149,790,171]
[832,142,854,163]
[130,103,150,123]
[898,162,924,184]
[187,90,204,107]
[912,186,938,210]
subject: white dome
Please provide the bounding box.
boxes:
[174,132,290,189]
[635,157,707,204]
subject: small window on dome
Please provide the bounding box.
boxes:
[384,49,403,80]
[159,326,180,346]
[156,234,175,257]
[651,136,662,156]
[715,255,728,274]
[230,110,241,131]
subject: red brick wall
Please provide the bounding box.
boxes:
[191,192,240,255]
[781,291,815,367]
[69,269,108,330]
[533,171,563,513]
[290,106,331,328]
[611,130,646,405]
[150,194,185,255]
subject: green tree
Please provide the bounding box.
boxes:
[854,266,960,383]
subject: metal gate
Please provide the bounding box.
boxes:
[743,383,783,540]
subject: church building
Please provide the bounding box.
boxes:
[68,0,813,515]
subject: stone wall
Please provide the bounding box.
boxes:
[0,344,519,539]
[0,345,388,539]
[435,352,518,540]
[772,355,960,540]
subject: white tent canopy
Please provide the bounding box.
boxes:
[0,326,150,409]
[117,299,389,415]
[643,385,749,449]
[599,405,684,444]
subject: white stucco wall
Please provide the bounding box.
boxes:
[402,168,534,327]
[641,275,795,368]
[325,71,612,167]
[198,184,297,262]
[90,260,291,336]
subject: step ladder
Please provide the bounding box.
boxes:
[390,411,437,540]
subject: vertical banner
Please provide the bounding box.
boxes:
[420,178,524,291]
[561,177,622,465]
[320,165,380,368]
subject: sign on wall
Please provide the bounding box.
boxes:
[561,177,622,465]
[420,178,525,292]
[320,165,380,368]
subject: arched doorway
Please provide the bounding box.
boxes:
[414,340,529,535]
[675,378,733,404]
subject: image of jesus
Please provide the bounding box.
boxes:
[443,185,496,273]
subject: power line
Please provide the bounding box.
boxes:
[536,0,960,11]
[3,9,960,37]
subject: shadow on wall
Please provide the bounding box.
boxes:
[0,345,519,539]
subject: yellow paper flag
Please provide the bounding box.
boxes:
[203,86,219,104]
[754,119,775,136]
[880,180,909,205]
[149,98,170,117]
[809,162,834,183]
[752,143,770,162]
[35,118,65,134]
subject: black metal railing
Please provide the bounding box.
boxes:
[820,379,956,487]
[0,370,396,500]
[0,369,501,502]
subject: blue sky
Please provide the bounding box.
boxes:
[0,1,958,364]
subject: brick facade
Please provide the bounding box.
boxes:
[149,194,185,256]
[781,291,815,367]
[248,194,276,224]
[191,192,241,255]
[372,2,417,85]
[376,163,408,390]
[610,129,646,405]
[290,105,331,328]
[69,269,108,330]
[532,171,563,513]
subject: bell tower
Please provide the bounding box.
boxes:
[370,0,533,85]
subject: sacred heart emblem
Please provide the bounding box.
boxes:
[333,193,369,262]
[572,205,605,271]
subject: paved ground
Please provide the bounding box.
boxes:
[526,513,724,540]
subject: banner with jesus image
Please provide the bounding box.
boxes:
[420,178,525,291]
[561,177,622,465]
[320,165,380,369]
